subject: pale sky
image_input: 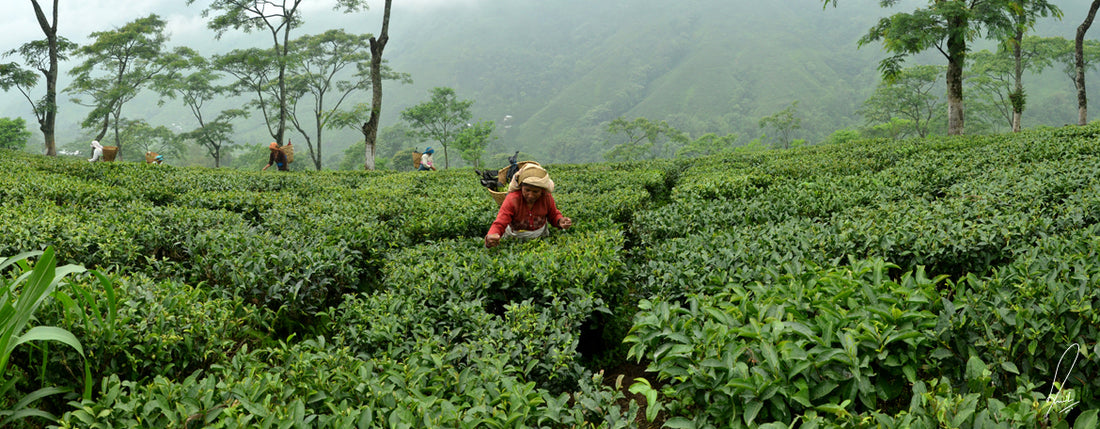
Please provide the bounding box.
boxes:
[1,0,479,53]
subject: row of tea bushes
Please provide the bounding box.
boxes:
[626,258,945,427]
[56,339,638,428]
[625,226,1100,427]
[357,228,629,391]
[48,229,641,427]
[630,129,1100,295]
[0,150,677,325]
[619,126,1100,427]
[26,272,270,392]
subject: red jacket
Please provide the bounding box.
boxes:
[488,190,564,236]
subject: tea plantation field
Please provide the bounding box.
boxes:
[2,124,1100,428]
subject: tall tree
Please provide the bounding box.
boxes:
[285,29,373,171]
[966,50,1018,131]
[8,1,68,156]
[326,0,397,170]
[333,0,393,171]
[188,0,304,146]
[860,65,945,139]
[0,60,44,142]
[1048,36,1100,95]
[759,101,803,149]
[994,0,1061,132]
[452,120,497,169]
[214,47,281,145]
[155,47,246,168]
[604,117,687,161]
[178,110,246,168]
[400,87,473,169]
[115,118,179,161]
[1075,0,1100,125]
[3,38,79,152]
[676,132,739,159]
[823,0,1017,135]
[968,39,1059,131]
[67,14,171,160]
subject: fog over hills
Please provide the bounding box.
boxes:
[3,0,1097,165]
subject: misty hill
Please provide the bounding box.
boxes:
[353,0,1100,164]
[379,0,888,163]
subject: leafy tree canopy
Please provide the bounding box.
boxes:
[400,87,473,169]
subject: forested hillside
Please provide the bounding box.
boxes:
[373,0,1100,163]
[377,0,889,163]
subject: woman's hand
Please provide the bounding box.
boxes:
[559,217,572,229]
[485,233,501,248]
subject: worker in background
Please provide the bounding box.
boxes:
[263,142,288,171]
[419,147,436,171]
[88,140,103,162]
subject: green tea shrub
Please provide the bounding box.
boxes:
[183,227,360,317]
[0,200,80,260]
[358,230,628,391]
[939,225,1100,411]
[31,273,268,388]
[335,288,600,394]
[401,194,498,241]
[56,339,636,428]
[629,219,833,299]
[262,198,403,291]
[381,230,625,305]
[554,164,671,203]
[175,190,286,226]
[626,258,945,427]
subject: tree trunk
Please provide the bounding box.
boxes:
[95,116,108,144]
[362,0,391,171]
[32,0,59,156]
[1012,29,1023,133]
[276,27,290,146]
[1076,0,1100,126]
[946,14,966,135]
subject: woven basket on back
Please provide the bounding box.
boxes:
[489,189,508,205]
[488,161,539,206]
[283,144,294,163]
[412,151,422,169]
[102,146,119,162]
[145,151,159,163]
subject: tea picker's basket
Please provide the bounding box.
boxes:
[145,151,159,163]
[488,160,539,206]
[102,146,119,162]
[412,151,422,169]
[489,189,508,205]
[283,143,294,163]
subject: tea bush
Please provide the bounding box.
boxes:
[626,258,945,427]
[27,273,269,388]
[56,339,637,428]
